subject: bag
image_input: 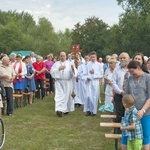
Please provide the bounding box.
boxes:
[99,104,114,113]
[0,83,6,100]
[29,66,34,75]
[24,76,30,93]
[28,66,34,76]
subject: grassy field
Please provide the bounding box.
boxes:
[2,90,116,150]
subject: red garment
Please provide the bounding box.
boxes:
[32,61,46,80]
[13,62,22,83]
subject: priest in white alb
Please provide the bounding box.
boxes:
[50,52,77,117]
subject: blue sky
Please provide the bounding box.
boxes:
[0,0,124,32]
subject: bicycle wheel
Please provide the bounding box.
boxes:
[0,118,5,149]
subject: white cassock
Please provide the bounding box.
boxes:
[79,57,85,64]
[77,63,88,107]
[85,61,103,114]
[50,60,77,113]
[104,68,113,104]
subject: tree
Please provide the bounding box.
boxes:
[117,0,150,15]
[105,24,123,55]
[0,10,71,56]
[33,17,59,56]
[0,23,23,54]
[116,0,150,56]
[72,16,109,57]
[57,28,72,54]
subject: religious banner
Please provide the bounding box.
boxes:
[71,44,80,52]
[71,44,82,68]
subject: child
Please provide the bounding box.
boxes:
[121,94,143,150]
[84,51,103,116]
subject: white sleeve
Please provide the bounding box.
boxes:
[50,63,61,79]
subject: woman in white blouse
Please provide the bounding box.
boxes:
[104,56,117,104]
[12,54,27,107]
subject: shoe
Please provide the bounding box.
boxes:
[8,114,13,117]
[85,111,91,116]
[78,104,81,107]
[56,111,62,117]
[42,97,45,100]
[64,112,69,115]
[92,114,96,116]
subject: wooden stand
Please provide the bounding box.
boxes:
[100,114,121,150]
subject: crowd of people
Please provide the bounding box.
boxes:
[0,51,150,150]
[0,52,55,117]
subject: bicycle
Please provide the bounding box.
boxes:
[0,118,5,149]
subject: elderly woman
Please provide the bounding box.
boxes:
[104,56,117,104]
[9,53,16,64]
[12,54,27,107]
[122,60,150,150]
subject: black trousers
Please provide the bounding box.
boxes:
[45,73,53,92]
[35,79,45,99]
[5,87,13,115]
[114,93,125,123]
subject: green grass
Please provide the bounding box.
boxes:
[2,89,115,150]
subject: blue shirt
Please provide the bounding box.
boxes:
[104,63,109,72]
[124,106,143,141]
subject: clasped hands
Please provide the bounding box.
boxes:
[59,65,66,71]
[89,69,94,74]
[59,65,74,72]
[87,69,94,81]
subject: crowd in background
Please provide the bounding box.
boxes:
[0,51,149,114]
[0,51,150,149]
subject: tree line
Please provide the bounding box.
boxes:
[0,10,72,56]
[0,0,149,58]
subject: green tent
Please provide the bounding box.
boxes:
[10,50,37,58]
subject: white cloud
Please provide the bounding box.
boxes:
[45,4,51,8]
[0,0,124,32]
